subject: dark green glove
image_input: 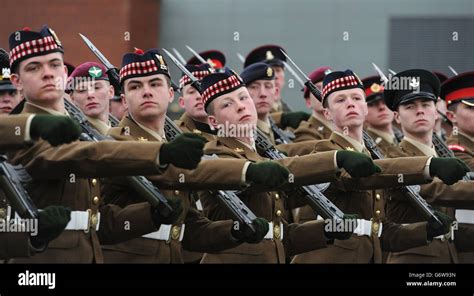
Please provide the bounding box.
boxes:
[426,211,454,240]
[324,214,359,241]
[280,111,311,129]
[246,161,289,188]
[429,157,470,185]
[30,115,82,146]
[231,217,269,244]
[336,150,381,178]
[159,133,206,170]
[30,205,71,248]
[150,196,183,227]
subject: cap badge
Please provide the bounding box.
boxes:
[156,55,168,71]
[47,28,62,47]
[409,78,420,89]
[267,67,273,77]
[1,68,11,80]
[265,50,274,61]
[370,83,381,93]
[88,66,102,78]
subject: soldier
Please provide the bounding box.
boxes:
[109,95,127,121]
[0,48,22,115]
[290,69,467,263]
[362,75,400,155]
[382,69,474,263]
[196,67,430,263]
[293,66,334,142]
[244,44,291,112]
[175,63,215,142]
[101,48,277,263]
[6,25,211,263]
[68,62,114,134]
[442,71,474,262]
[240,63,314,156]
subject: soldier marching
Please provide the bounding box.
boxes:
[1,24,473,264]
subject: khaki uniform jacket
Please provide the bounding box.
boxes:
[175,113,216,143]
[292,132,430,263]
[293,114,333,142]
[101,116,244,263]
[385,139,465,263]
[6,104,167,263]
[366,128,400,157]
[199,136,342,263]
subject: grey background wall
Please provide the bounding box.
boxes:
[159,0,474,111]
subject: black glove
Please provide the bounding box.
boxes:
[150,196,183,227]
[429,157,470,185]
[336,150,381,178]
[30,205,71,248]
[426,211,454,240]
[324,214,359,241]
[280,111,311,129]
[231,217,269,244]
[159,133,206,170]
[246,161,289,188]
[30,115,82,146]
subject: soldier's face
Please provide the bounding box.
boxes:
[10,52,67,104]
[178,84,207,121]
[448,103,474,136]
[247,79,278,117]
[365,99,394,128]
[208,87,258,132]
[0,89,22,114]
[71,80,112,119]
[324,88,368,130]
[109,99,127,120]
[395,98,438,136]
[122,74,173,122]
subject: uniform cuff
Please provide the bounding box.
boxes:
[333,151,341,172]
[241,161,252,184]
[423,156,433,180]
[24,114,35,143]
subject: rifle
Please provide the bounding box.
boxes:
[0,155,39,219]
[63,98,173,217]
[254,128,344,220]
[268,116,295,144]
[284,51,444,228]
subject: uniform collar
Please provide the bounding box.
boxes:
[86,116,111,135]
[257,118,271,134]
[131,115,166,142]
[367,127,395,145]
[458,131,474,143]
[403,136,438,157]
[311,113,332,129]
[26,101,68,116]
[333,130,366,153]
